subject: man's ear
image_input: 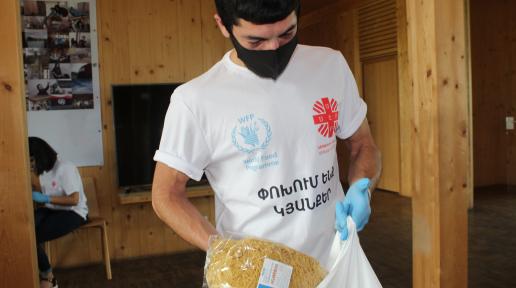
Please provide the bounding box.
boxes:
[214,14,230,38]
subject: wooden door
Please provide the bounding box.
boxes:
[470,0,516,187]
[362,57,401,192]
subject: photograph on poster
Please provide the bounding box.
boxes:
[71,16,90,32]
[22,1,46,16]
[49,47,70,63]
[23,48,49,80]
[69,48,91,63]
[45,2,69,19]
[71,93,94,109]
[48,32,70,48]
[69,2,90,32]
[27,79,53,97]
[47,16,72,33]
[23,29,48,48]
[26,79,73,110]
[27,79,71,98]
[49,62,72,79]
[71,63,93,94]
[22,16,46,30]
[45,2,72,32]
[69,2,89,17]
[70,32,91,48]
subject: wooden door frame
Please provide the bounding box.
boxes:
[361,55,402,193]
[465,0,474,209]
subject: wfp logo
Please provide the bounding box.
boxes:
[232,114,272,154]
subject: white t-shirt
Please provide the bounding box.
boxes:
[154,45,366,269]
[39,158,88,220]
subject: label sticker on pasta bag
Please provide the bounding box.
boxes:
[256,258,293,288]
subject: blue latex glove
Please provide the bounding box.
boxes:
[335,178,371,240]
[32,191,50,204]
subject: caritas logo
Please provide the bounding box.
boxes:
[312,97,339,137]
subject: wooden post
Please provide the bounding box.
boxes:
[0,0,39,287]
[405,0,470,287]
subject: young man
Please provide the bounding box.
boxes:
[152,0,381,269]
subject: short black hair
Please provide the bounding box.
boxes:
[215,0,300,33]
[29,137,57,175]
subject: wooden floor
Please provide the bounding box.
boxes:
[467,186,516,288]
[54,186,516,287]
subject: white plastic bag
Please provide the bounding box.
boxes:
[317,217,382,288]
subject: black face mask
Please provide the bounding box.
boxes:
[230,35,298,80]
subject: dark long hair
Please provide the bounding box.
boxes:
[28,137,57,175]
[215,0,300,33]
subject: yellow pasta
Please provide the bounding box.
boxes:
[205,237,327,288]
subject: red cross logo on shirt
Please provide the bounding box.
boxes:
[312,97,339,138]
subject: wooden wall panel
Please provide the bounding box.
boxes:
[0,0,39,286]
[46,0,230,268]
[363,58,401,192]
[300,0,346,16]
[470,0,516,187]
[201,0,233,71]
[178,0,204,80]
[298,10,356,70]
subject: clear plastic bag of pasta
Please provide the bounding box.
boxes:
[202,234,328,288]
[202,217,382,288]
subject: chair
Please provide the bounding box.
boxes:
[45,177,112,279]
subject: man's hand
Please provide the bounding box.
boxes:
[335,178,371,240]
[32,191,50,204]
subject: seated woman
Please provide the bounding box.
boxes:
[29,137,88,288]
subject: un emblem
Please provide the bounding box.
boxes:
[232,114,272,154]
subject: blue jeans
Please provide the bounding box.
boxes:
[34,207,86,273]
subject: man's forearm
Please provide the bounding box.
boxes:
[152,189,218,251]
[348,143,382,192]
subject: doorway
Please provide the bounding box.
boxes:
[469,0,516,286]
[470,0,516,193]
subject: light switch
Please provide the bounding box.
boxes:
[506,116,515,130]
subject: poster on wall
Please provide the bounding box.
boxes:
[20,0,103,166]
